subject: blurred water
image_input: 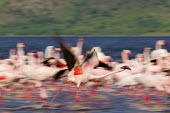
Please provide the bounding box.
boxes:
[0,36,169,113]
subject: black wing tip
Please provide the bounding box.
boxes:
[54,69,68,80]
[59,41,77,71]
[96,61,112,70]
[59,41,73,52]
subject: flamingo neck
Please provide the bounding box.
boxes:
[155,43,162,50]
[36,58,42,65]
[55,52,60,58]
[17,47,25,65]
[9,51,16,59]
[17,47,24,57]
[76,39,84,56]
[27,54,36,65]
[121,52,129,63]
[44,46,54,58]
[144,51,150,63]
[89,69,125,79]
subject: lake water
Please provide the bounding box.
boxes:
[0,36,170,113]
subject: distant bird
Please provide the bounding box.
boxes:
[43,41,131,107]
[73,36,85,57]
[151,40,169,60]
[16,43,27,64]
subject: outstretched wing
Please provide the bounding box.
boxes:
[82,50,99,72]
[59,41,78,71]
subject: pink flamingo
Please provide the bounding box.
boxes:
[134,72,170,102]
[43,41,130,107]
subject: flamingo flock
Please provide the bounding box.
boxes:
[0,38,169,107]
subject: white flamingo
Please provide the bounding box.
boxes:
[16,43,27,64]
[151,40,168,60]
[91,47,112,62]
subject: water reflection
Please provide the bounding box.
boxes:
[0,78,169,113]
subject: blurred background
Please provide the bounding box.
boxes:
[0,1,170,113]
[0,0,170,36]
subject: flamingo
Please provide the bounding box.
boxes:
[143,48,152,63]
[91,47,112,63]
[121,50,131,64]
[113,50,147,89]
[19,50,68,81]
[17,51,68,100]
[151,40,168,60]
[18,51,40,75]
[60,42,130,87]
[9,49,17,60]
[114,50,136,81]
[70,37,85,62]
[16,43,27,64]
[43,41,131,107]
[44,46,56,58]
[135,72,170,100]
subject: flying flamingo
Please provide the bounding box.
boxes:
[43,41,131,107]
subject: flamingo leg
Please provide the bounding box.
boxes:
[133,87,144,99]
[155,96,162,102]
[125,87,143,99]
[65,84,75,96]
[89,86,99,96]
[154,90,163,102]
[43,88,63,107]
[75,87,98,104]
[0,88,4,107]
[42,80,57,87]
[35,85,47,100]
[143,94,151,102]
[142,88,152,103]
[24,83,35,102]
[122,87,130,92]
[24,87,33,102]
